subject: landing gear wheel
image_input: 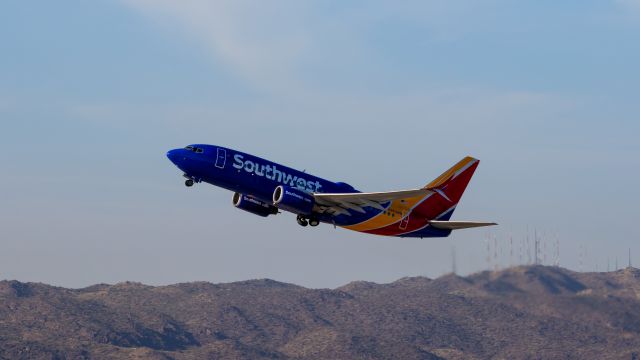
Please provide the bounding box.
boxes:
[185,179,194,187]
[296,215,308,227]
[308,218,320,227]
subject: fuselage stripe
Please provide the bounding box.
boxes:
[342,157,476,232]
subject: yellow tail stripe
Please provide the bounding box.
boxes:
[342,194,428,232]
[425,156,476,188]
[343,156,476,232]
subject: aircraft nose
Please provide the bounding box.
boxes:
[166,149,181,165]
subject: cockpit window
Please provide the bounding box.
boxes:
[184,145,204,153]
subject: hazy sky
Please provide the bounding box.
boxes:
[1,1,639,288]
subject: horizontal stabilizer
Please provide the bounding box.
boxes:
[429,221,497,230]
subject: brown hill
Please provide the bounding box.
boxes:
[2,266,640,359]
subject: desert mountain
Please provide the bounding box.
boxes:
[2,266,640,359]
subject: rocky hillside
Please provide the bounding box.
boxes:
[2,266,640,359]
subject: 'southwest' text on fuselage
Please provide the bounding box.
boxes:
[233,154,322,192]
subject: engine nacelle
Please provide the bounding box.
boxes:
[232,193,278,217]
[273,185,315,215]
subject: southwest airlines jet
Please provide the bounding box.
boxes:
[166,145,496,238]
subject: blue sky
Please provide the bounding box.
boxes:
[1,0,639,288]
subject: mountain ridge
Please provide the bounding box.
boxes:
[2,266,640,359]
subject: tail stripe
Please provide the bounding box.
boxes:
[395,204,458,236]
[342,194,429,232]
[425,156,475,189]
[361,160,479,235]
[342,157,477,233]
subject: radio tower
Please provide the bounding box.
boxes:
[579,245,583,272]
[528,237,532,265]
[510,235,513,267]
[500,235,504,269]
[451,245,457,274]
[494,235,498,271]
[519,238,523,265]
[485,234,491,270]
[533,229,540,265]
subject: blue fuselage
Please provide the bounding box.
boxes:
[167,144,457,238]
[166,144,359,224]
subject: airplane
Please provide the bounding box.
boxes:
[166,145,496,238]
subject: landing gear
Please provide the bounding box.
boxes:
[183,174,197,187]
[297,215,320,227]
[296,215,308,227]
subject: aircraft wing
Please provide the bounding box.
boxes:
[428,221,497,230]
[313,188,432,216]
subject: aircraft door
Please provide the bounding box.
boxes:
[399,212,410,230]
[215,148,227,169]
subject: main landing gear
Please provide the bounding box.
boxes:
[297,215,319,227]
[185,179,194,187]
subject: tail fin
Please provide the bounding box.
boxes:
[424,156,478,190]
[413,156,480,220]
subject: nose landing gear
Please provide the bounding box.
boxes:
[183,174,199,187]
[297,215,320,227]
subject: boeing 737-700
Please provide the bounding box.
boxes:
[166,145,496,238]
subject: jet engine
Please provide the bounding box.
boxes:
[232,193,278,217]
[272,185,315,215]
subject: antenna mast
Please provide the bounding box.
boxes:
[533,229,536,265]
[510,235,513,267]
[451,245,457,274]
[485,233,491,270]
